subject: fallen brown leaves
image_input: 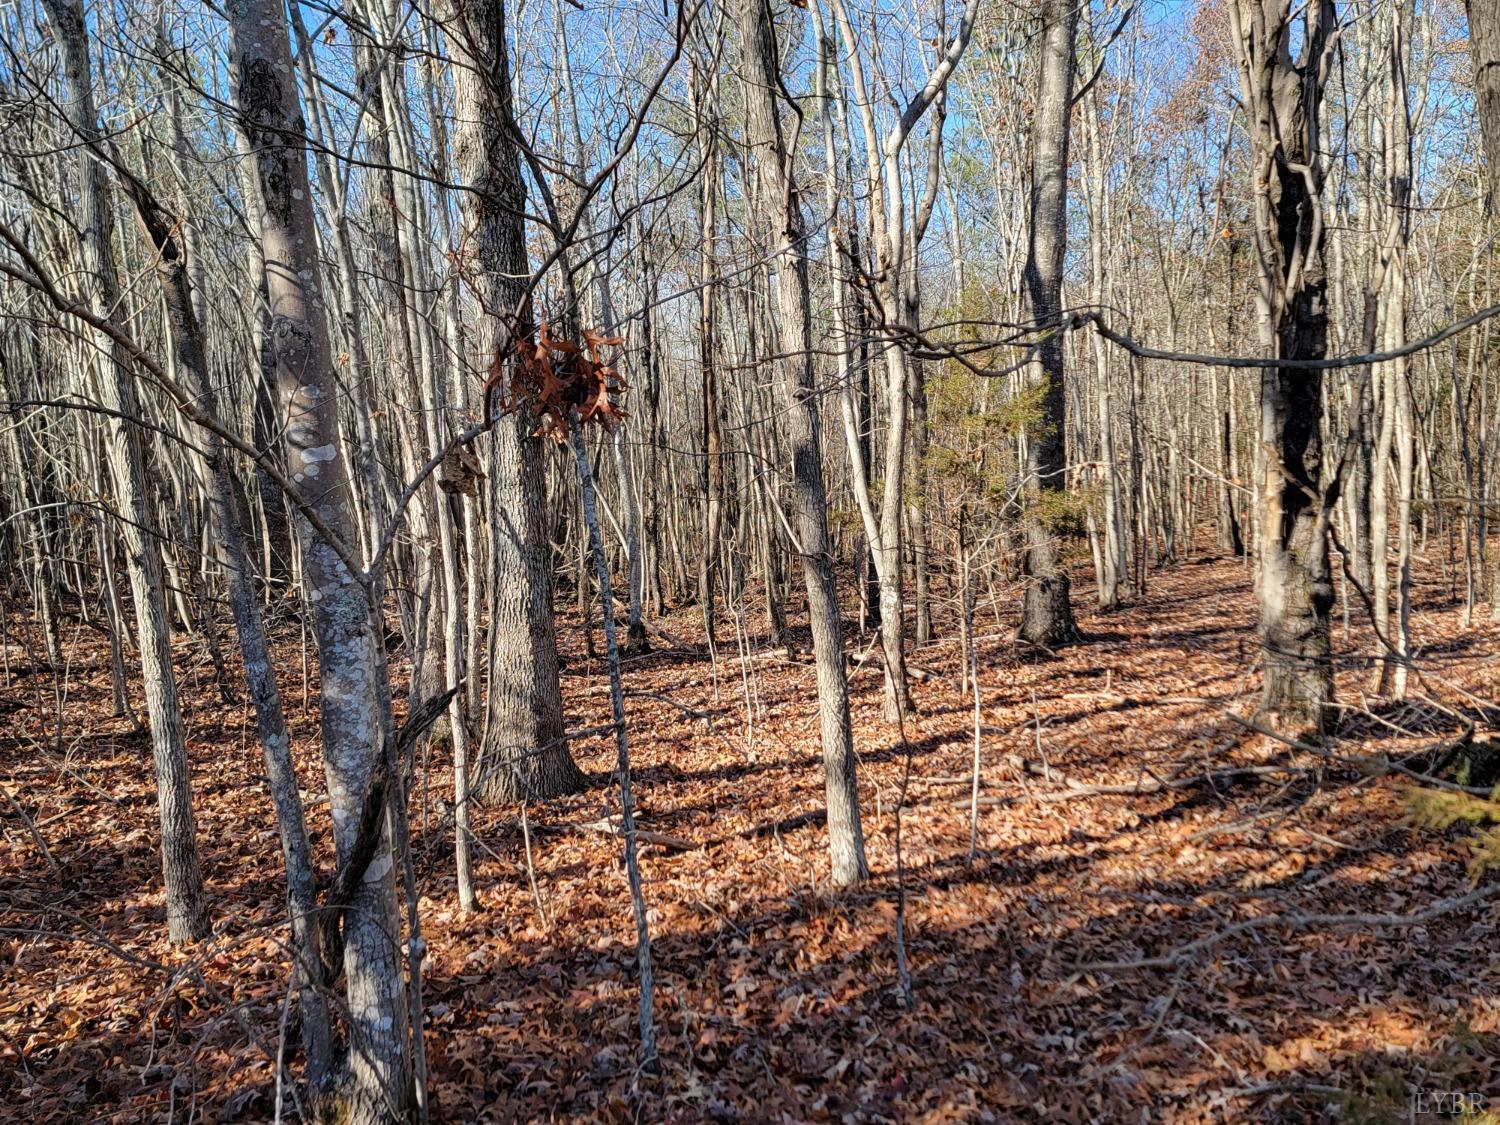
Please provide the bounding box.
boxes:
[3,553,1499,1122]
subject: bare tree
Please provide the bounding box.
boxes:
[826,0,980,721]
[1018,0,1083,648]
[225,0,411,1114]
[37,0,209,945]
[735,0,867,885]
[117,160,336,1086]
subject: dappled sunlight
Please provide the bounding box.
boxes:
[7,557,1496,1119]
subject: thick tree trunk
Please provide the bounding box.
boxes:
[1018,0,1082,649]
[438,0,583,804]
[1463,1,1500,619]
[1256,349,1335,730]
[1468,1,1500,211]
[1233,0,1338,732]
[737,0,868,885]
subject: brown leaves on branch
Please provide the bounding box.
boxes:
[482,322,628,439]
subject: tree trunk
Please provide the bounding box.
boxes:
[39,0,209,945]
[1468,0,1500,211]
[1232,0,1338,732]
[1018,0,1082,649]
[225,0,411,1114]
[121,167,334,1087]
[438,0,584,803]
[737,0,868,885]
[1082,66,1130,598]
[907,303,933,646]
[1461,2,1500,620]
[695,65,725,656]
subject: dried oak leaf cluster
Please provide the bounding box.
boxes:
[483,322,627,440]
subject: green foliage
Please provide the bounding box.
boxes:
[1406,786,1500,884]
[827,504,864,540]
[919,278,1099,538]
[1325,1065,1412,1125]
[994,380,1047,437]
[1031,487,1090,540]
[923,364,1021,506]
[937,278,1021,382]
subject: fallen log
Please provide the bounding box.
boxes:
[572,816,699,852]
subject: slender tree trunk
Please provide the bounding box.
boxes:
[695,65,725,656]
[225,0,412,1114]
[907,300,933,646]
[737,0,868,885]
[595,275,649,655]
[1083,72,1130,596]
[40,0,209,945]
[1214,369,1245,556]
[567,416,657,1063]
[1393,346,1415,698]
[122,171,334,1087]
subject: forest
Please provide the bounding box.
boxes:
[2,0,1500,1119]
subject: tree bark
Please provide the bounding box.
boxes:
[694,63,725,656]
[1231,0,1338,732]
[121,168,334,1088]
[438,0,583,803]
[1464,1,1500,618]
[1018,0,1082,649]
[737,0,868,885]
[225,0,411,1114]
[39,0,209,946]
[1468,0,1500,211]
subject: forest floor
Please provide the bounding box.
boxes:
[3,551,1500,1123]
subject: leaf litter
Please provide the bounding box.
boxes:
[2,556,1498,1121]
